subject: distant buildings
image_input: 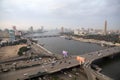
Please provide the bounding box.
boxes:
[60,27,73,34]
[73,28,105,36]
[74,29,87,36]
[73,20,112,36]
[28,26,45,33]
[37,26,44,33]
[0,26,22,42]
[13,26,22,37]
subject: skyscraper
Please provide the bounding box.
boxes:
[104,20,107,35]
[9,30,15,41]
[29,26,33,33]
[61,27,64,33]
[41,26,44,32]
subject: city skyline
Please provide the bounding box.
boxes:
[0,0,120,30]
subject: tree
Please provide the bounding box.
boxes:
[18,46,30,56]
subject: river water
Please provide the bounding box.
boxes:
[98,55,120,80]
[37,37,104,55]
[31,31,119,80]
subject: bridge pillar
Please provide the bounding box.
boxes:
[82,66,96,80]
[82,64,112,80]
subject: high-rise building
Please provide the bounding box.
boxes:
[41,26,44,31]
[9,30,15,41]
[29,26,33,33]
[61,27,64,33]
[104,20,107,35]
[13,26,19,36]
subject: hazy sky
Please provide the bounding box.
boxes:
[0,0,120,30]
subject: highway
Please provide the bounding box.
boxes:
[81,46,120,64]
[0,43,120,80]
[0,57,79,80]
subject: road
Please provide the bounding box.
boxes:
[0,45,120,80]
[81,46,120,64]
[0,56,79,80]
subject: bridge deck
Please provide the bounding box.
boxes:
[82,46,120,63]
[26,35,60,38]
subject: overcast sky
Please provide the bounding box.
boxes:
[0,0,120,30]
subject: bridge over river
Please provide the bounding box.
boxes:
[0,44,120,80]
[26,35,60,38]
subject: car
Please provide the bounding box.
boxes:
[39,57,42,60]
[24,73,28,76]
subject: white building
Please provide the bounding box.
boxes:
[74,29,87,36]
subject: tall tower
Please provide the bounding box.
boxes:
[104,20,107,35]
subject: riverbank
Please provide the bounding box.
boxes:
[69,36,120,47]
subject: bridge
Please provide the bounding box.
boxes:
[26,35,60,38]
[0,43,120,80]
[81,47,120,80]
[82,46,120,64]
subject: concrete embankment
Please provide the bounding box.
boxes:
[33,42,63,59]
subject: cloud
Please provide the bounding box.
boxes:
[0,0,120,30]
